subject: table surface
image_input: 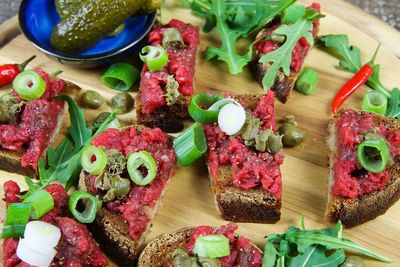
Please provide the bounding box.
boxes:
[0,0,399,31]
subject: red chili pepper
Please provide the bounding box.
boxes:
[0,55,36,87]
[331,64,374,114]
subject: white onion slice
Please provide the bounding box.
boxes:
[17,238,56,267]
[218,103,246,135]
[24,221,61,252]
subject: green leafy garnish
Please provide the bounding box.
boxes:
[386,87,400,119]
[20,95,118,199]
[181,0,295,74]
[262,220,391,267]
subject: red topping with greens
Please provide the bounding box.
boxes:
[87,127,176,240]
[0,68,69,169]
[180,223,262,267]
[333,109,400,198]
[138,19,199,114]
[204,91,283,198]
[2,181,108,267]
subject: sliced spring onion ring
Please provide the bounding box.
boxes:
[295,67,319,95]
[173,122,208,166]
[127,151,157,186]
[361,91,388,115]
[140,45,168,72]
[192,234,230,259]
[357,138,389,173]
[13,70,45,100]
[188,94,225,123]
[23,189,54,220]
[68,190,99,223]
[101,63,139,91]
[1,203,32,239]
[17,238,57,267]
[81,145,107,175]
[23,221,61,253]
[218,103,246,135]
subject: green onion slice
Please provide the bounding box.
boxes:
[281,3,306,24]
[173,122,208,166]
[101,63,139,91]
[81,145,108,175]
[361,91,388,115]
[188,94,225,123]
[1,203,32,239]
[295,67,319,95]
[127,151,157,186]
[192,234,230,259]
[68,190,99,223]
[13,70,45,100]
[23,189,54,220]
[357,138,390,173]
[140,45,168,72]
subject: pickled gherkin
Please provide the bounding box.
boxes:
[51,0,161,53]
[55,0,80,17]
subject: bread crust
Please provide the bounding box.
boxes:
[78,125,174,265]
[326,109,400,228]
[206,94,282,223]
[0,79,80,177]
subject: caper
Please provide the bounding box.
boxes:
[340,256,365,267]
[110,92,134,114]
[267,133,283,154]
[172,248,200,267]
[111,176,130,198]
[255,129,272,152]
[278,115,307,147]
[0,103,11,123]
[94,112,111,128]
[81,90,104,109]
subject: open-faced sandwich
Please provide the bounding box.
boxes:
[250,3,321,103]
[178,90,284,223]
[136,19,199,133]
[0,68,80,177]
[137,223,262,266]
[2,181,108,267]
[326,109,400,227]
[78,125,176,264]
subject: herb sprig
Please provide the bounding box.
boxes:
[181,0,295,74]
[20,95,118,199]
[262,218,391,266]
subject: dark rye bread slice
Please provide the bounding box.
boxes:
[326,109,400,228]
[78,125,175,265]
[0,78,80,177]
[207,94,281,224]
[136,95,191,133]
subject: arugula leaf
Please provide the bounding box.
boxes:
[259,18,314,89]
[262,239,277,267]
[287,245,345,267]
[318,34,362,73]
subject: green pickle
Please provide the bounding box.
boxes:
[51,0,161,53]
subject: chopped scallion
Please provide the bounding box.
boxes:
[295,67,319,95]
[357,138,389,173]
[101,63,139,91]
[13,70,45,100]
[127,151,157,186]
[193,234,230,259]
[68,190,99,223]
[1,203,32,239]
[188,94,225,123]
[361,91,388,115]
[140,45,168,72]
[23,189,54,220]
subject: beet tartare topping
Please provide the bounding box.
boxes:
[138,19,199,114]
[85,127,176,241]
[204,90,284,198]
[333,109,400,199]
[0,68,71,169]
[2,181,108,267]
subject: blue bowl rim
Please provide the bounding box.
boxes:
[18,0,156,61]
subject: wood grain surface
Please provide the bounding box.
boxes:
[0,0,400,266]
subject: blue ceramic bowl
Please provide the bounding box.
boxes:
[19,0,156,68]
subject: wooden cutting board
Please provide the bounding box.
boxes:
[0,0,399,266]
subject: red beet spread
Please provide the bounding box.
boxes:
[0,68,68,169]
[254,3,321,73]
[138,19,199,114]
[333,109,400,198]
[204,91,284,198]
[172,223,262,267]
[87,127,176,241]
[2,181,108,267]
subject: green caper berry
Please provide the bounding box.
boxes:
[267,134,283,154]
[255,129,272,152]
[340,256,364,267]
[81,90,104,109]
[278,123,307,147]
[110,176,130,198]
[110,92,134,114]
[94,112,112,128]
